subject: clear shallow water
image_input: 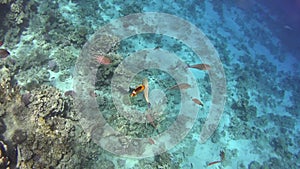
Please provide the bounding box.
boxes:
[0,0,299,168]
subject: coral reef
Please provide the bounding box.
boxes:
[27,85,70,118]
[133,152,180,169]
[16,67,50,90]
[0,62,104,168]
[9,1,25,25]
[95,53,123,87]
[0,0,13,4]
[0,0,38,46]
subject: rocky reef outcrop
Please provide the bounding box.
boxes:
[0,62,101,168]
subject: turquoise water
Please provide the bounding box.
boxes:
[0,0,299,168]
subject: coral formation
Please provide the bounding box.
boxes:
[27,85,69,118]
[16,67,50,90]
[0,61,103,168]
[0,140,17,168]
[134,152,180,169]
[9,2,25,24]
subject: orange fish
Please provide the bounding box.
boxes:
[95,55,111,65]
[192,98,203,106]
[168,83,191,90]
[130,84,145,97]
[0,49,10,58]
[188,63,210,70]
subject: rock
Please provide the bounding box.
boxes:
[12,129,27,144]
[0,119,6,134]
[211,131,220,143]
[0,140,17,169]
[248,161,261,169]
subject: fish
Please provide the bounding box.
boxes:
[64,90,77,97]
[192,98,203,106]
[146,113,156,128]
[0,41,3,47]
[21,93,31,106]
[220,150,225,161]
[207,150,225,166]
[142,78,151,108]
[130,84,145,97]
[89,91,97,97]
[188,63,210,70]
[95,55,111,65]
[284,25,293,30]
[148,138,155,144]
[168,83,191,90]
[0,49,10,58]
[154,46,161,50]
[207,161,221,166]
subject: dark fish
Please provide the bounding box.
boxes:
[146,113,156,128]
[64,90,76,97]
[22,93,31,106]
[168,83,191,90]
[0,49,10,58]
[154,46,161,50]
[220,150,225,161]
[128,87,135,93]
[0,41,3,47]
[188,63,210,70]
[192,98,203,106]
